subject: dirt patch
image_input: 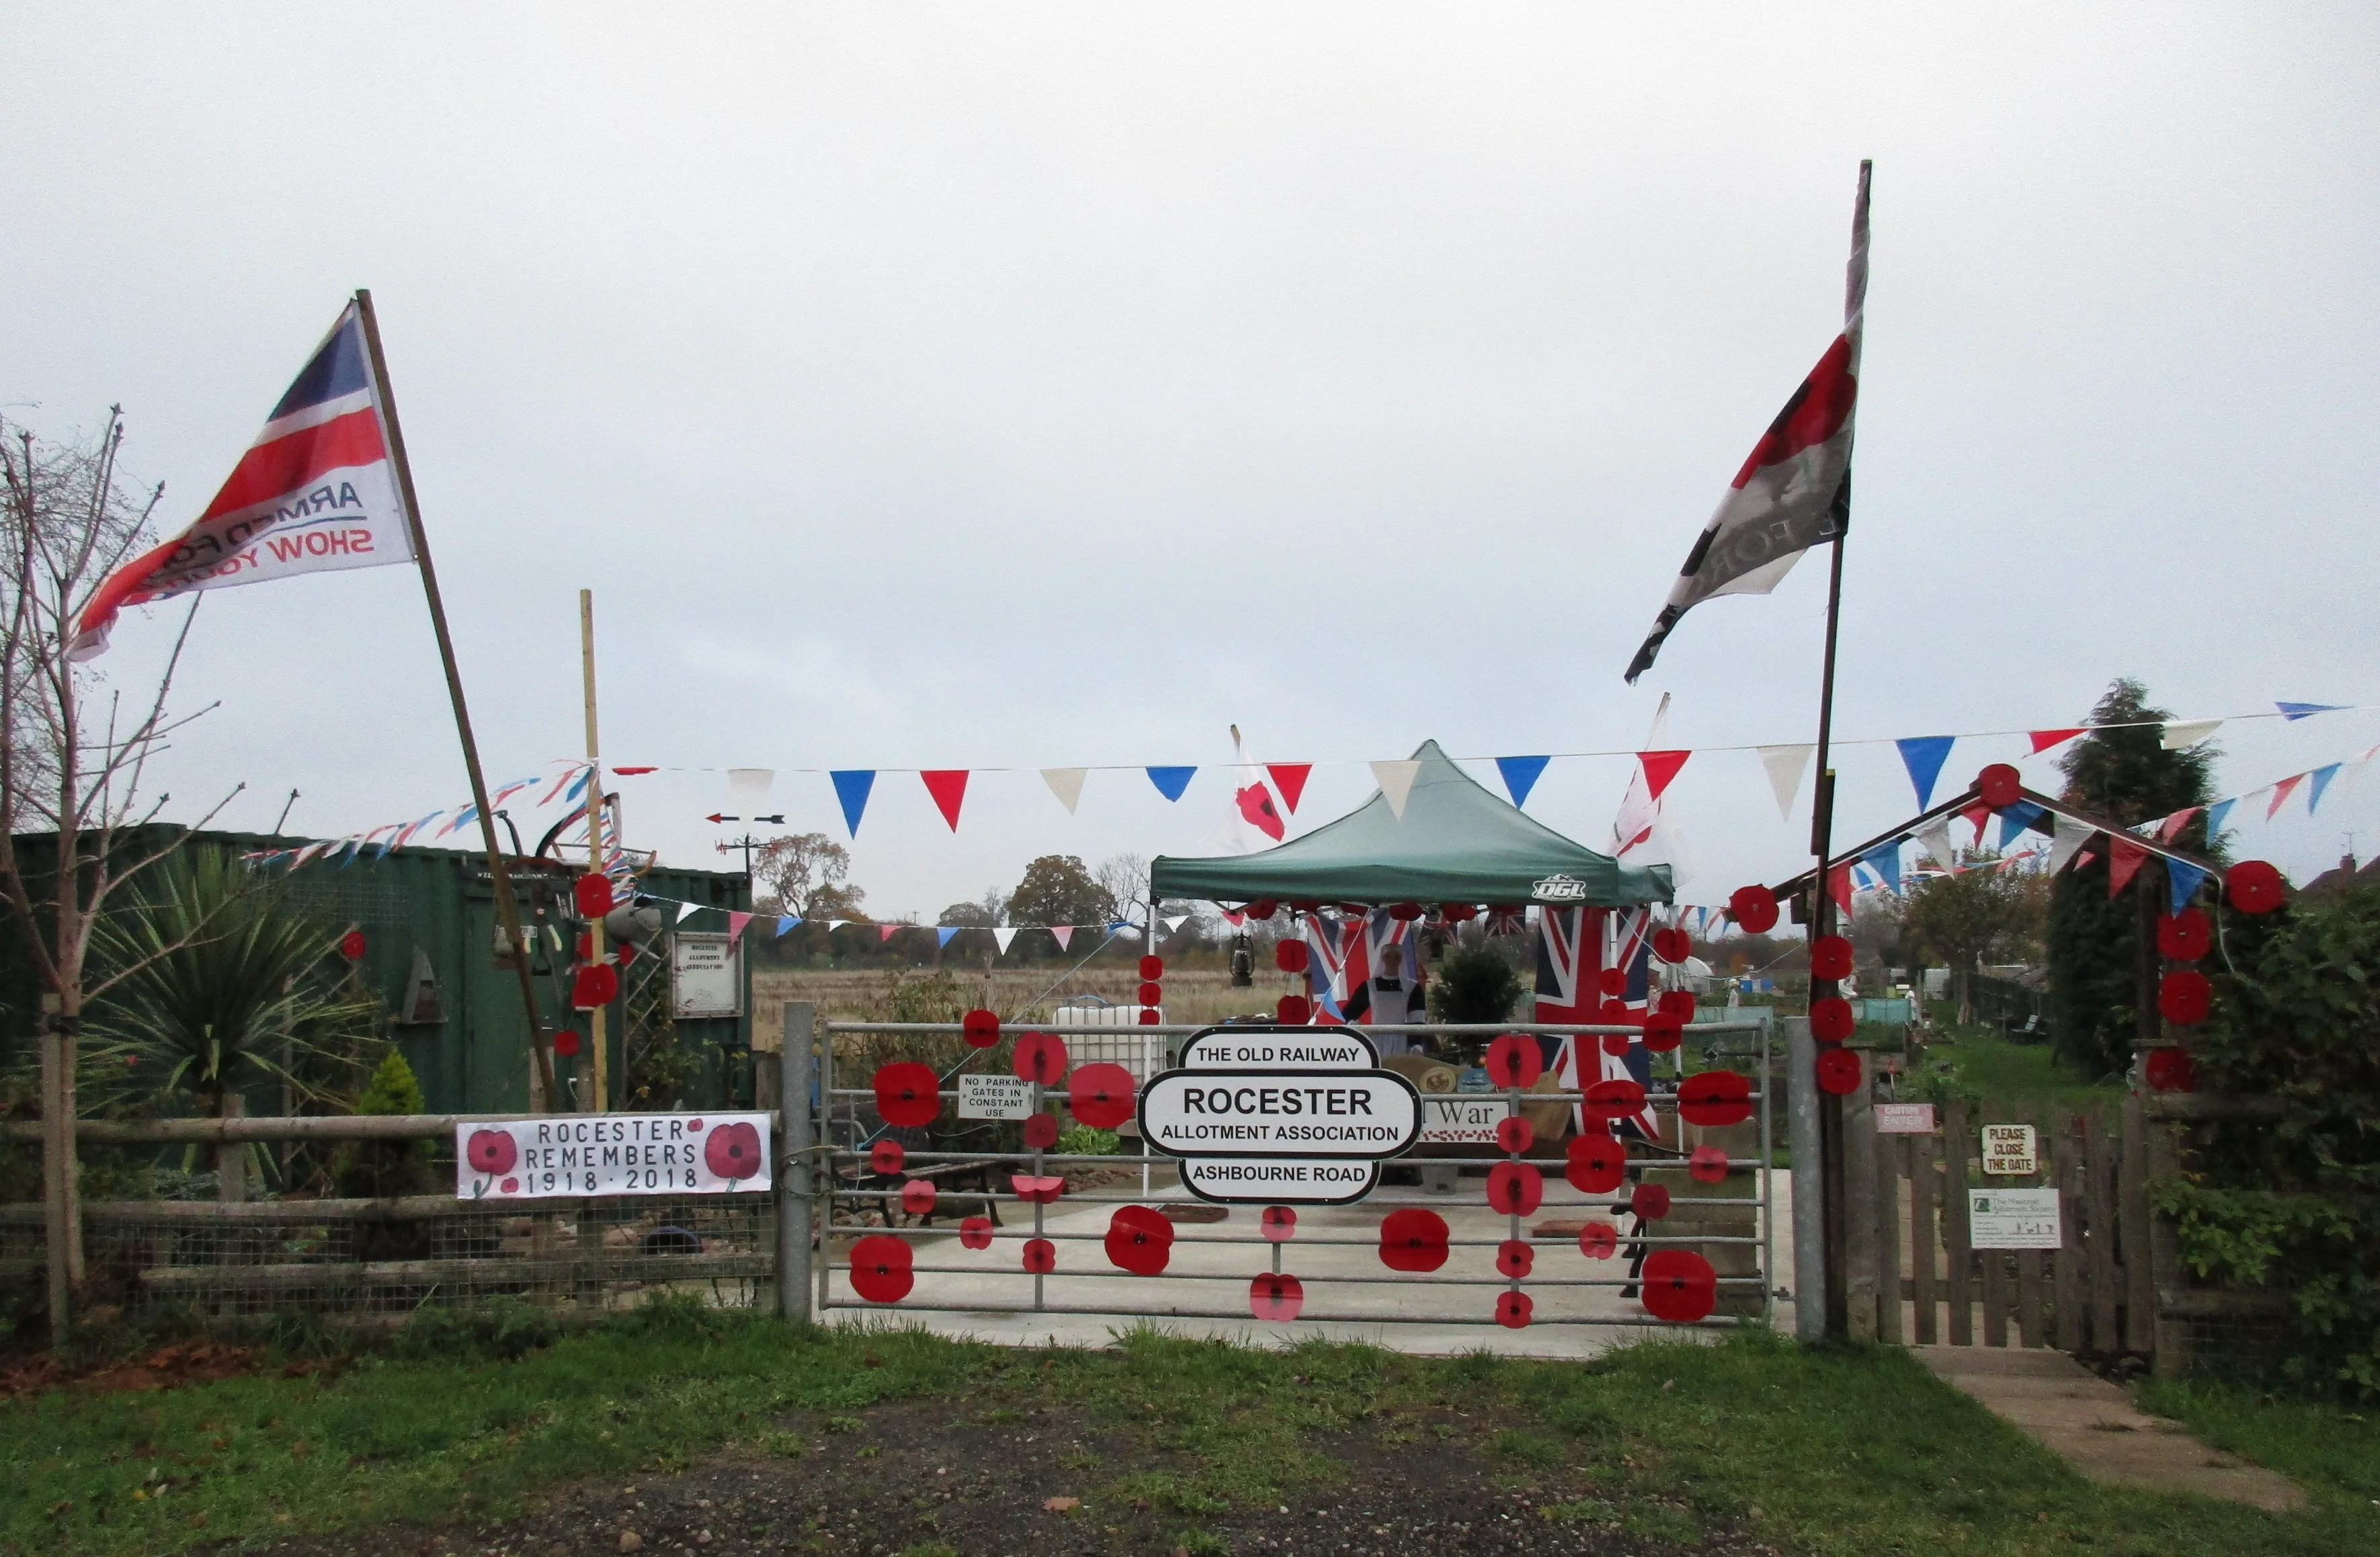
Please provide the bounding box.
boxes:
[0,1339,267,1400]
[229,1398,1775,1556]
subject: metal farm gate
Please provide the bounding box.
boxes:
[787,1009,1776,1340]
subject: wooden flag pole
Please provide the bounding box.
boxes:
[1809,523,1850,1341]
[354,288,557,1111]
[580,588,609,1113]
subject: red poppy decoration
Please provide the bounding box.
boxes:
[1104,1205,1175,1275]
[958,1216,994,1250]
[1598,999,1634,1029]
[961,1008,1001,1048]
[1390,902,1423,921]
[1011,1175,1065,1205]
[899,1177,937,1218]
[1138,1008,1161,1025]
[1976,763,2024,810]
[466,1128,517,1176]
[1652,927,1692,964]
[874,1062,942,1128]
[2159,968,2211,1025]
[1378,1208,1451,1272]
[1022,1238,1057,1273]
[2156,908,2211,961]
[1485,1161,1544,1216]
[571,962,620,1009]
[2227,859,2287,915]
[1678,1070,1754,1128]
[1815,1048,1863,1095]
[1578,1222,1619,1259]
[1021,1111,1061,1151]
[1659,988,1697,1020]
[1012,1030,1069,1085]
[1631,1183,1672,1220]
[1640,1249,1718,1322]
[870,1139,905,1175]
[1248,899,1280,920]
[1809,997,1855,1043]
[1565,1130,1627,1193]
[1728,884,1779,934]
[1495,1290,1534,1329]
[1494,1115,1534,1155]
[1810,935,1854,980]
[1275,940,1310,974]
[1495,1238,1534,1279]
[1139,954,1165,980]
[705,1122,763,1181]
[1689,1144,1731,1184]
[1442,903,1477,922]
[1598,968,1628,997]
[1277,995,1312,1025]
[573,873,616,919]
[850,1236,915,1303]
[2145,1047,2199,1093]
[553,1029,583,1058]
[1584,1078,1647,1124]
[1067,1063,1137,1130]
[1484,1033,1543,1089]
[1249,1272,1305,1322]
[339,929,368,962]
[1261,1205,1298,1242]
[1137,981,1163,1006]
[1643,1012,1684,1053]
[615,940,638,968]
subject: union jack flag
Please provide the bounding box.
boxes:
[1536,906,1661,1140]
[1301,913,1364,1024]
[1485,905,1526,936]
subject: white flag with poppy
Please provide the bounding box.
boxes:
[1199,725,1289,855]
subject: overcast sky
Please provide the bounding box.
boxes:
[7,4,2378,920]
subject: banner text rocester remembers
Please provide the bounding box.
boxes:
[456,1112,773,1199]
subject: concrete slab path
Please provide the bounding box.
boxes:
[1914,1347,2307,1512]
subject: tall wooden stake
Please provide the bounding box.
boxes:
[580,589,608,1113]
[354,289,556,1111]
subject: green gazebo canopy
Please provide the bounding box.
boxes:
[1151,740,1672,909]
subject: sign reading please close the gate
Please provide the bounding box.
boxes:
[455,1113,774,1199]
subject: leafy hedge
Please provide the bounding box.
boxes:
[2154,884,2380,1395]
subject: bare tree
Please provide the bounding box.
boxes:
[1094,853,1149,923]
[1,410,238,1342]
[751,831,861,921]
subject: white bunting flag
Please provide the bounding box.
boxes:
[1370,759,1422,818]
[993,927,1018,955]
[2161,719,2222,751]
[1916,820,1959,874]
[1164,915,1189,933]
[2049,814,2095,874]
[677,902,702,923]
[1758,744,1815,820]
[1040,768,1088,814]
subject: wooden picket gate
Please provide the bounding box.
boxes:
[1840,1094,2164,1355]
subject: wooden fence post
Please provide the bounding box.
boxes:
[2014,1103,2044,1349]
[1910,1128,1938,1345]
[1842,1081,1879,1343]
[2051,1106,2082,1353]
[1945,1099,1973,1346]
[2121,1093,2157,1356]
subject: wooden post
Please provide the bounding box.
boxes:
[2014,1103,2044,1349]
[1842,1079,1879,1343]
[40,1017,74,1343]
[216,1095,248,1204]
[2086,1108,2120,1353]
[1910,1127,1938,1345]
[2121,1093,2158,1356]
[580,589,608,1114]
[2051,1106,2082,1353]
[1875,1130,1903,1345]
[1945,1100,1974,1346]
[354,290,555,1111]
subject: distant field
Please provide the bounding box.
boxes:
[749,964,1298,1027]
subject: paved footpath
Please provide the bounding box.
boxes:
[1914,1347,2307,1511]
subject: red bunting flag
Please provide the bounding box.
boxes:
[1637,750,1692,802]
[2028,728,2084,753]
[920,769,969,831]
[2106,836,2151,898]
[2266,773,2305,819]
[2158,807,2201,843]
[1266,764,1312,814]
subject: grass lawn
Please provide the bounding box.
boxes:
[1918,1017,2125,1114]
[4,1306,2375,1556]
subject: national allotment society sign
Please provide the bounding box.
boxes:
[1139,1025,1422,1204]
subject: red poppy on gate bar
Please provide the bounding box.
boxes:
[1486,1161,1544,1217]
[849,1236,913,1304]
[1012,1030,1069,1084]
[1495,1239,1534,1279]
[1104,1206,1174,1275]
[870,1140,905,1175]
[1067,1063,1137,1130]
[1378,1208,1450,1272]
[704,1121,762,1182]
[958,1216,994,1250]
[1565,1131,1627,1193]
[1678,1070,1754,1128]
[1658,988,1696,1020]
[1584,1078,1646,1125]
[1494,1115,1534,1155]
[1010,1174,1065,1205]
[1276,995,1312,1024]
[1631,1183,1672,1220]
[1260,1206,1297,1243]
[1274,940,1309,974]
[1597,999,1633,1029]
[1139,954,1165,980]
[874,1063,941,1127]
[962,1008,1001,1048]
[1643,1012,1683,1052]
[1578,1222,1619,1259]
[899,1178,937,1218]
[1601,1031,1631,1056]
[1640,1249,1718,1322]
[1494,1291,1534,1329]
[1689,1145,1731,1184]
[1021,1238,1057,1274]
[1598,968,1627,997]
[1484,1033,1541,1089]
[1022,1112,1061,1152]
[1249,1272,1305,1322]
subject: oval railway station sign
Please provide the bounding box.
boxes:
[1142,1025,1423,1204]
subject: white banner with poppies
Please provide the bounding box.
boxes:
[456,1113,773,1199]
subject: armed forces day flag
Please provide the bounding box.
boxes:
[74,300,415,658]
[1625,163,1871,684]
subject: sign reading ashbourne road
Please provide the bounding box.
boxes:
[1140,1026,1422,1204]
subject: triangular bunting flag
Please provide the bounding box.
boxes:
[2276,701,2346,720]
[993,927,1018,954]
[2158,807,2200,843]
[827,920,849,931]
[2266,774,2305,819]
[1637,750,1691,802]
[830,770,875,837]
[2106,836,2151,898]
[1959,801,1993,847]
[2028,728,2084,754]
[2307,763,2343,814]
[1895,736,1955,809]
[1163,915,1188,933]
[877,923,900,943]
[1998,800,2047,851]
[1757,745,1815,820]
[936,927,959,948]
[2161,718,2223,749]
[1146,766,1196,802]
[1495,755,1550,808]
[677,902,702,923]
[1828,864,1853,916]
[727,912,752,944]
[1863,839,1903,894]
[2206,798,2236,841]
[921,769,969,831]
[1051,925,1075,952]
[1370,759,1421,818]
[2074,850,2098,872]
[1041,767,1087,814]
[2048,814,2094,874]
[1266,764,1311,813]
[776,915,801,937]
[1916,820,1958,873]
[2168,860,2210,914]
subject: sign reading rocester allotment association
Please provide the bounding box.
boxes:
[456,1113,773,1200]
[1141,1026,1421,1205]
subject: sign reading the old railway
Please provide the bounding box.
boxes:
[1141,1025,1421,1204]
